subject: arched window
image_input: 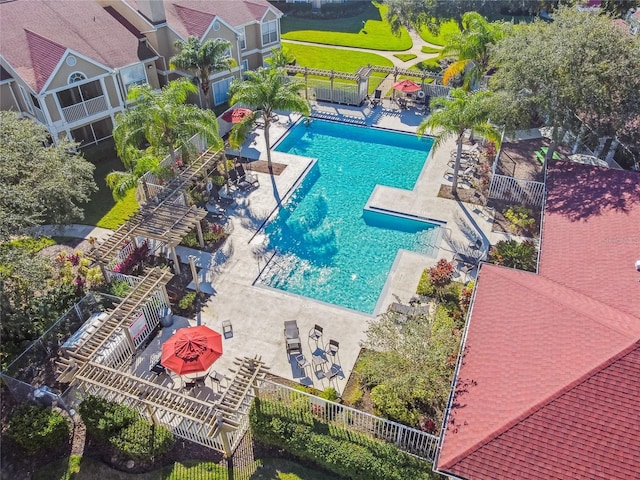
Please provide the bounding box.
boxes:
[68,72,87,84]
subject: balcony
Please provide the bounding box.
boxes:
[61,95,108,124]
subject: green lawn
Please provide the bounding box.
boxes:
[284,42,390,94]
[421,45,442,54]
[281,2,411,51]
[283,42,392,73]
[34,456,339,480]
[394,53,417,62]
[82,140,139,230]
[417,19,460,46]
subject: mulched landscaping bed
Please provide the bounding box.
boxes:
[241,160,287,176]
[437,184,486,205]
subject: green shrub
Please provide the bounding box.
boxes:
[79,395,173,461]
[110,419,173,461]
[416,269,436,297]
[489,239,538,272]
[503,205,536,234]
[370,384,420,427]
[7,404,70,453]
[0,236,55,255]
[319,387,339,402]
[250,398,437,480]
[178,292,197,311]
[107,279,131,298]
[79,395,138,443]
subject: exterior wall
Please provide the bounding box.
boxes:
[43,94,61,122]
[47,55,109,90]
[0,83,19,111]
[243,23,261,51]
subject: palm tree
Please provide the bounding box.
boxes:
[113,79,222,171]
[417,88,500,196]
[228,67,310,172]
[105,147,161,200]
[265,47,296,69]
[440,12,505,90]
[169,36,233,109]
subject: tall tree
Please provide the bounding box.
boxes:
[169,36,233,109]
[489,7,640,160]
[0,112,96,238]
[227,68,310,173]
[113,79,223,170]
[440,12,506,89]
[417,89,500,196]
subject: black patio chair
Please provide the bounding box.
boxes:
[229,169,254,191]
[371,89,382,107]
[234,164,259,187]
[209,184,234,206]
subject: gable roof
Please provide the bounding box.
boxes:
[0,0,153,93]
[128,0,282,39]
[437,161,640,480]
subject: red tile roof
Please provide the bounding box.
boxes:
[437,161,640,479]
[0,0,151,93]
[129,0,281,39]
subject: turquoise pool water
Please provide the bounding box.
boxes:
[260,120,439,313]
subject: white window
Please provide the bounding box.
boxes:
[241,60,249,72]
[262,20,278,46]
[68,71,87,84]
[18,85,33,113]
[212,77,232,106]
[120,64,147,94]
[238,27,246,50]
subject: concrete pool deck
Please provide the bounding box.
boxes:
[199,102,515,394]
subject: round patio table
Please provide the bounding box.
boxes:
[183,370,209,380]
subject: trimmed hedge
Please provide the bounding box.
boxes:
[79,395,173,461]
[250,398,440,480]
[7,404,70,453]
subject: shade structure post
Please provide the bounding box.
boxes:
[217,412,233,458]
[189,255,200,293]
[195,220,205,248]
[170,245,180,275]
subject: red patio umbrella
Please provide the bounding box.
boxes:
[392,79,421,93]
[161,325,223,375]
[221,107,253,124]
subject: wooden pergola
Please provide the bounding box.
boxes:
[56,267,173,381]
[91,149,225,275]
[74,356,268,455]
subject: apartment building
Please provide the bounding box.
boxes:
[0,0,282,146]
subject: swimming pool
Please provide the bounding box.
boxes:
[258,120,440,314]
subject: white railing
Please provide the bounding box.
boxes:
[256,380,440,462]
[106,239,137,271]
[103,271,143,289]
[136,133,206,203]
[424,84,452,98]
[307,78,362,106]
[61,95,108,123]
[488,174,546,206]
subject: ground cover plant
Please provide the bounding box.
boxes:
[281,2,411,51]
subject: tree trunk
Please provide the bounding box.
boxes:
[264,119,273,173]
[451,135,464,196]
[202,79,211,110]
[169,144,177,169]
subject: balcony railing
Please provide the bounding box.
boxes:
[61,95,108,123]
